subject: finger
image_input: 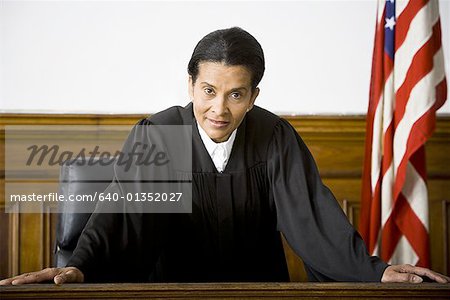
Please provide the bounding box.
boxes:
[414,269,449,283]
[0,277,16,285]
[403,265,449,283]
[54,268,82,285]
[0,272,36,285]
[390,271,423,283]
[11,268,58,285]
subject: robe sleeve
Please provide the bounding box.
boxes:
[267,118,388,282]
[66,182,168,282]
[66,121,169,282]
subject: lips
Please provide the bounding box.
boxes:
[208,118,230,128]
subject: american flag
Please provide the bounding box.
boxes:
[359,0,447,267]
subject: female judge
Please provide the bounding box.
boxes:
[1,27,449,285]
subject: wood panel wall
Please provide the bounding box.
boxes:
[0,113,449,282]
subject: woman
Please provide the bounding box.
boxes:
[1,27,448,285]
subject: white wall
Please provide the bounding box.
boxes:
[0,0,449,115]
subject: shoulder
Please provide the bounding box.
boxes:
[246,106,306,153]
[245,106,283,136]
[245,106,294,140]
[138,104,194,125]
[246,105,281,126]
[242,106,290,158]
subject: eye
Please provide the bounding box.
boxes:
[204,87,215,95]
[230,92,241,100]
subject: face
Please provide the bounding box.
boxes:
[189,62,259,143]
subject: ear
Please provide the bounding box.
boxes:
[248,87,260,111]
[188,76,194,102]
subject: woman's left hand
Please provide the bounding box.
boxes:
[381,264,450,283]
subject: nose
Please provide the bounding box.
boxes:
[211,95,228,116]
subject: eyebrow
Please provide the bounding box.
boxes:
[200,82,248,92]
[200,82,217,89]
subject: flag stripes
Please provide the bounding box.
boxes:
[359,0,447,267]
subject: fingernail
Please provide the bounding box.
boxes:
[413,276,423,283]
[11,280,18,285]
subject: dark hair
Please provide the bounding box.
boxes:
[187,27,265,90]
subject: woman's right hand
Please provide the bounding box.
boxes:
[0,267,84,285]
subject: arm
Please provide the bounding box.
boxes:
[267,119,387,281]
[1,121,166,285]
[268,119,449,283]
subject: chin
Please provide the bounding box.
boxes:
[210,133,229,142]
[204,129,226,140]
[211,136,227,142]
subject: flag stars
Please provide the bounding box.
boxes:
[385,16,396,30]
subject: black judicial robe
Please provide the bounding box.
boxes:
[67,103,388,282]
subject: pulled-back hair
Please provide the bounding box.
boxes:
[187,27,265,90]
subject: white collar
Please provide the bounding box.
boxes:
[197,122,237,172]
